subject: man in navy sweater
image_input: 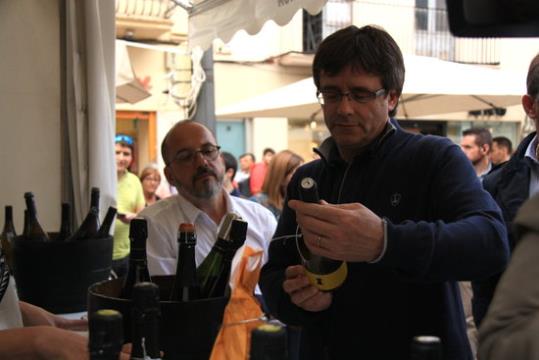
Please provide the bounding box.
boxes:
[259,25,508,360]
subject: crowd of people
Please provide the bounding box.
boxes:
[1,23,539,360]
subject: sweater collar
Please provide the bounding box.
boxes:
[314,119,396,164]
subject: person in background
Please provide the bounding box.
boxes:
[490,136,513,167]
[472,53,539,328]
[250,150,304,219]
[236,153,255,183]
[221,151,241,197]
[259,25,508,360]
[113,134,145,278]
[139,165,162,207]
[478,193,539,360]
[237,153,255,198]
[250,148,276,195]
[138,120,277,276]
[460,127,493,181]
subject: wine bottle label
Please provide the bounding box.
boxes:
[304,261,348,292]
[0,252,10,303]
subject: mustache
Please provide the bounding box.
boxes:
[192,166,217,181]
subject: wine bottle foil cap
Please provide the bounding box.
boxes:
[130,218,148,238]
[229,219,248,243]
[413,336,441,344]
[24,192,34,198]
[132,282,160,310]
[217,213,241,241]
[89,309,123,342]
[179,223,195,232]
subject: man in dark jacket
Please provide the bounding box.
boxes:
[259,25,509,360]
[472,52,539,327]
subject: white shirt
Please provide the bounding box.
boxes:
[139,192,277,276]
[0,277,23,330]
[524,135,539,198]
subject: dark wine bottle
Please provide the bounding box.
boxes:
[0,206,16,268]
[23,192,50,242]
[89,309,124,360]
[169,223,200,301]
[131,282,162,360]
[69,187,100,241]
[55,203,72,242]
[249,323,288,360]
[96,206,117,238]
[197,214,247,299]
[410,335,442,360]
[121,218,151,299]
[297,177,347,291]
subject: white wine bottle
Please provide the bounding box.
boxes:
[196,214,247,299]
[297,177,347,291]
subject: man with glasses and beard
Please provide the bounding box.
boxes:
[259,25,508,360]
[139,120,276,277]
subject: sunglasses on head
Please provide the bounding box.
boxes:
[115,134,134,145]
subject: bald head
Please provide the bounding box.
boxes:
[161,120,217,166]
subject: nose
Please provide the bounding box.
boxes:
[336,93,354,115]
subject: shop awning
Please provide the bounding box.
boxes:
[187,0,328,50]
[217,54,527,119]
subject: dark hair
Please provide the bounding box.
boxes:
[221,151,238,179]
[239,153,256,163]
[263,148,275,156]
[312,25,405,117]
[492,136,513,153]
[527,53,539,98]
[462,128,493,148]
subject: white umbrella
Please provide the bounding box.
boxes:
[216,55,527,119]
[188,0,328,50]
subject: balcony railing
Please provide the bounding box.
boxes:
[414,5,499,64]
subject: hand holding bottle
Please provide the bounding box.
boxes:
[289,199,384,263]
[282,264,332,312]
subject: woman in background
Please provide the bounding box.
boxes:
[139,165,162,207]
[250,150,304,219]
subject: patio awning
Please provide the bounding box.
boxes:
[188,0,328,50]
[217,55,527,119]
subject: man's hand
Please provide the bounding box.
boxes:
[283,265,332,312]
[19,301,87,331]
[289,199,384,262]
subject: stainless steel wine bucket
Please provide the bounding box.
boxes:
[12,234,113,314]
[88,275,230,360]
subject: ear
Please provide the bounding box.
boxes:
[164,165,174,185]
[387,90,399,113]
[522,94,538,119]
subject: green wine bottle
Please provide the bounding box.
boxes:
[89,309,124,360]
[169,223,200,301]
[23,192,49,242]
[197,213,248,299]
[0,206,16,268]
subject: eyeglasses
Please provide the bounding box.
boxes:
[115,134,134,145]
[317,88,386,106]
[169,145,221,165]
